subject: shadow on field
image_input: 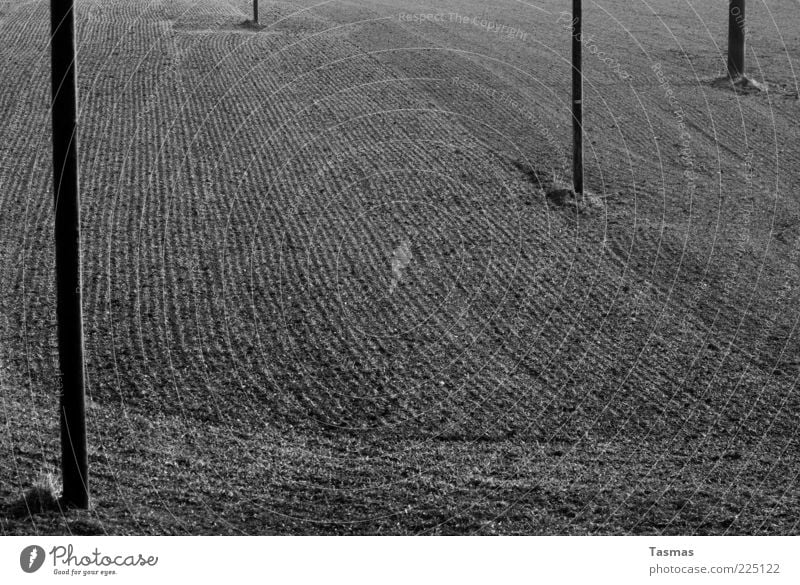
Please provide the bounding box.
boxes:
[1,487,60,520]
[509,159,549,187]
[1,492,106,535]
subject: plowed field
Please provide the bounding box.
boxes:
[2,0,799,534]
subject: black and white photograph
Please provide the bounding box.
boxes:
[1,0,799,563]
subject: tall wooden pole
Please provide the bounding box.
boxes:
[727,0,746,78]
[50,0,89,509]
[253,0,259,24]
[572,0,584,196]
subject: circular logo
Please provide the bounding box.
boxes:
[20,545,45,573]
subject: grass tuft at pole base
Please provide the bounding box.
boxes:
[712,74,768,94]
[4,473,62,518]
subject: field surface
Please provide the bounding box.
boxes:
[1,0,800,534]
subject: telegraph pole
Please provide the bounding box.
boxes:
[253,0,259,24]
[50,0,89,509]
[572,0,584,196]
[727,0,746,78]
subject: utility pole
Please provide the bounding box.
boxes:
[572,0,584,196]
[254,0,259,24]
[727,0,746,78]
[50,0,89,509]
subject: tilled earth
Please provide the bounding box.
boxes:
[1,0,799,534]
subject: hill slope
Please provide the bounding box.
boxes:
[1,0,799,534]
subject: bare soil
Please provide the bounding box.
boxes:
[1,0,799,534]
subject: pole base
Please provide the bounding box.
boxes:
[545,187,577,207]
[713,74,767,94]
[545,187,604,213]
[59,493,90,510]
[238,19,265,30]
